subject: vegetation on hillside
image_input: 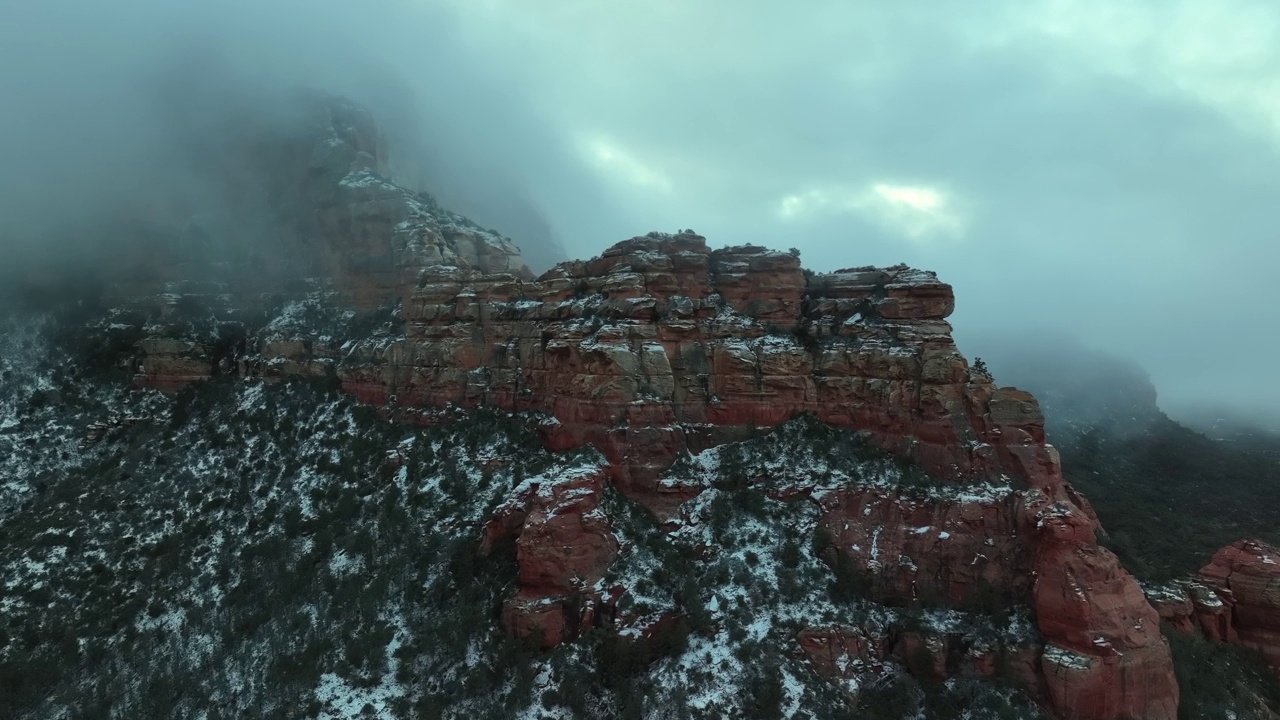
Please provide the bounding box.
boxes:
[1057,414,1280,581]
[0,313,1050,719]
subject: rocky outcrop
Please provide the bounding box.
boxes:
[251,98,529,307]
[481,466,618,648]
[796,627,890,684]
[331,235,1060,501]
[1139,540,1280,677]
[122,231,1179,719]
[137,235,1008,488]
[1189,581,1239,644]
[803,477,1178,718]
[99,95,529,311]
[1198,540,1280,674]
[135,337,217,393]
[797,625,1043,699]
[814,484,1035,608]
[1144,584,1197,635]
[1032,499,1177,720]
[1142,579,1238,640]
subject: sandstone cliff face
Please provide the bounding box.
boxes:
[1139,540,1280,681]
[123,231,1180,719]
[482,465,618,648]
[796,625,1043,698]
[1199,540,1280,673]
[338,235,1056,496]
[287,98,531,295]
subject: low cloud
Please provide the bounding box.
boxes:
[777,183,966,245]
[2,0,1277,426]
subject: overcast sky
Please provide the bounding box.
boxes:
[2,0,1277,422]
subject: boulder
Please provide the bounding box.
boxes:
[1198,539,1280,673]
[482,467,618,646]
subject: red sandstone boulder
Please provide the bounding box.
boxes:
[709,246,805,324]
[1032,500,1178,720]
[1039,645,1178,720]
[1199,540,1280,673]
[879,268,955,320]
[1189,582,1238,644]
[133,336,211,391]
[500,594,573,649]
[482,467,619,647]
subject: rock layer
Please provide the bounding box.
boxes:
[1141,540,1280,678]
[1033,500,1177,720]
[332,235,1058,499]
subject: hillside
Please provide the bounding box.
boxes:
[1,310,1048,719]
[3,95,1279,720]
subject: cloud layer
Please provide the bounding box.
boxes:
[433,0,1280,419]
[1,0,1276,421]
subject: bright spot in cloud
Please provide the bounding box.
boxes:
[777,182,965,244]
[580,135,672,193]
[870,183,943,212]
[778,189,833,219]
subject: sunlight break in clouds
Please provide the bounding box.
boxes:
[581,136,673,193]
[777,182,964,244]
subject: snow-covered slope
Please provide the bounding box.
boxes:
[0,311,1051,720]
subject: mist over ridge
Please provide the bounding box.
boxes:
[2,0,1278,428]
